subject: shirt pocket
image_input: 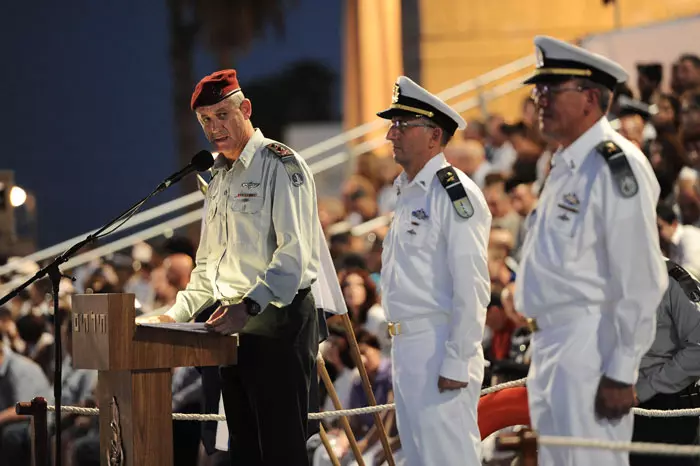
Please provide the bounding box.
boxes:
[548,204,580,238]
[229,197,265,244]
[545,204,584,263]
[206,199,218,222]
[397,219,437,248]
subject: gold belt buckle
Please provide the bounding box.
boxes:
[388,322,401,337]
[526,317,540,332]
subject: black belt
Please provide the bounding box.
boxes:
[642,383,700,410]
[678,383,700,408]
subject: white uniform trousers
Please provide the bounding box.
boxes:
[527,312,633,466]
[391,323,482,466]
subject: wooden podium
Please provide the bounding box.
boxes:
[71,294,237,466]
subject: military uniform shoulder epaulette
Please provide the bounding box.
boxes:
[265,141,305,187]
[666,259,700,303]
[436,166,474,219]
[595,140,638,198]
[196,173,210,196]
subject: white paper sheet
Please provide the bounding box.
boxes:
[136,322,211,334]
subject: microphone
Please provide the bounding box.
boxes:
[156,150,215,193]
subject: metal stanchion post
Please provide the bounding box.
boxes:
[16,397,49,466]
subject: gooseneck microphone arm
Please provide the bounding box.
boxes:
[0,149,213,466]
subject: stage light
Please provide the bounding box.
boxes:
[9,186,27,207]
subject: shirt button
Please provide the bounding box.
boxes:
[223,190,228,196]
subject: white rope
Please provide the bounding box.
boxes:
[33,378,533,422]
[45,409,700,457]
[45,403,394,421]
[41,375,700,425]
[481,378,526,395]
[633,406,700,417]
[40,373,700,458]
[539,435,700,457]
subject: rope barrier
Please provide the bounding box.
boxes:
[538,435,700,457]
[480,378,526,395]
[633,406,700,418]
[44,377,700,420]
[45,404,396,421]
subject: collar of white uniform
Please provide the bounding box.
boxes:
[212,128,265,174]
[395,152,449,191]
[671,224,684,246]
[557,117,612,172]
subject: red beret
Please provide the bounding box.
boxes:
[190,69,241,110]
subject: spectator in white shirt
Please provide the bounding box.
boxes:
[444,139,493,190]
[485,114,518,173]
[657,203,700,277]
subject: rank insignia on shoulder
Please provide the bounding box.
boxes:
[595,140,638,198]
[266,141,305,187]
[266,142,294,157]
[666,260,700,302]
[436,166,474,219]
[196,173,209,196]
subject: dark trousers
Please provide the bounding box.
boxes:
[173,400,203,466]
[0,422,30,466]
[220,289,318,466]
[631,391,700,466]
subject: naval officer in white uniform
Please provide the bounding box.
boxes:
[378,76,492,465]
[514,36,667,465]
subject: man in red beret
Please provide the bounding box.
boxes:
[139,69,322,465]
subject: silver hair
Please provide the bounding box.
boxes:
[225,91,246,108]
[419,116,452,146]
[577,78,612,114]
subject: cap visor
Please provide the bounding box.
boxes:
[376,108,423,120]
[523,74,574,86]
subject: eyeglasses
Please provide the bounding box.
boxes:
[531,85,586,102]
[387,120,437,133]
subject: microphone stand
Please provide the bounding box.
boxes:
[0,177,186,466]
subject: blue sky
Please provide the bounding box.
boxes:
[0,0,341,248]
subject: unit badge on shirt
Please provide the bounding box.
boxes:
[557,192,580,213]
[563,193,579,206]
[619,175,638,198]
[411,208,429,220]
[267,142,305,187]
[242,181,260,189]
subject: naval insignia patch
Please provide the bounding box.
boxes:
[267,142,305,187]
[535,46,545,68]
[411,208,429,220]
[436,166,474,219]
[595,140,638,198]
